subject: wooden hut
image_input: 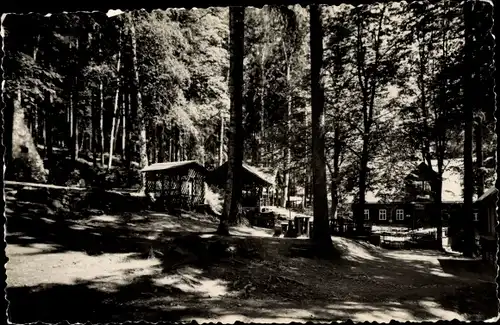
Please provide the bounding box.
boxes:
[140,160,208,211]
[207,162,277,210]
[475,187,498,266]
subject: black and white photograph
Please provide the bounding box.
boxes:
[2,0,497,323]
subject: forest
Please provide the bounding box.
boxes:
[2,1,496,250]
[3,2,498,323]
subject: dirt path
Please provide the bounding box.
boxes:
[5,202,497,323]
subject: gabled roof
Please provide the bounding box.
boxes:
[242,163,277,186]
[476,187,498,203]
[208,162,277,187]
[140,160,207,174]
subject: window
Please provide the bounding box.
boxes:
[473,212,479,222]
[379,209,387,220]
[396,209,404,221]
[364,209,370,220]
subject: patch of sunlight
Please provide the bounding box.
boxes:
[353,309,414,322]
[230,226,273,238]
[252,316,310,323]
[40,217,56,224]
[419,300,465,321]
[154,268,230,298]
[200,234,215,238]
[385,251,440,265]
[485,316,500,323]
[279,308,315,318]
[17,235,36,241]
[150,213,170,217]
[332,237,379,261]
[192,314,249,323]
[161,223,179,229]
[322,302,431,322]
[89,215,119,223]
[69,224,88,231]
[429,269,455,278]
[6,243,60,256]
[372,275,389,281]
[6,245,161,287]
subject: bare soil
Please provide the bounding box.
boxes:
[5,186,498,323]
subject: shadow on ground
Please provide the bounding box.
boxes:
[5,190,498,323]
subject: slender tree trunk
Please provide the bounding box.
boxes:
[45,91,54,182]
[122,92,127,158]
[433,173,444,250]
[113,113,121,158]
[159,124,165,163]
[91,90,97,167]
[310,4,333,250]
[462,0,475,258]
[99,80,105,166]
[260,47,267,167]
[125,92,131,168]
[129,14,148,191]
[475,116,484,196]
[219,111,225,166]
[108,42,122,169]
[69,94,74,139]
[70,90,79,162]
[218,7,245,236]
[282,61,292,208]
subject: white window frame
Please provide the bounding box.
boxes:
[396,209,404,221]
[364,209,370,220]
[473,212,479,222]
[379,209,387,220]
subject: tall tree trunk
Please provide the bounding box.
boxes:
[122,92,127,158]
[462,0,475,258]
[356,138,369,232]
[91,89,97,167]
[45,91,54,183]
[219,111,225,166]
[108,41,122,169]
[218,7,245,236]
[432,172,444,250]
[129,13,148,191]
[282,59,292,208]
[310,4,333,250]
[475,116,484,197]
[260,47,267,167]
[71,90,79,162]
[125,92,132,168]
[158,124,165,163]
[99,80,105,166]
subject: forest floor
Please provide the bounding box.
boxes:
[5,185,498,323]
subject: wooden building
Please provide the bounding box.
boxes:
[351,159,465,229]
[475,187,498,265]
[208,162,276,210]
[141,160,208,211]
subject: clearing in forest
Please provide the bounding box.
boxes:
[5,187,497,323]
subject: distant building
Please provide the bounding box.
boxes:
[351,159,468,229]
